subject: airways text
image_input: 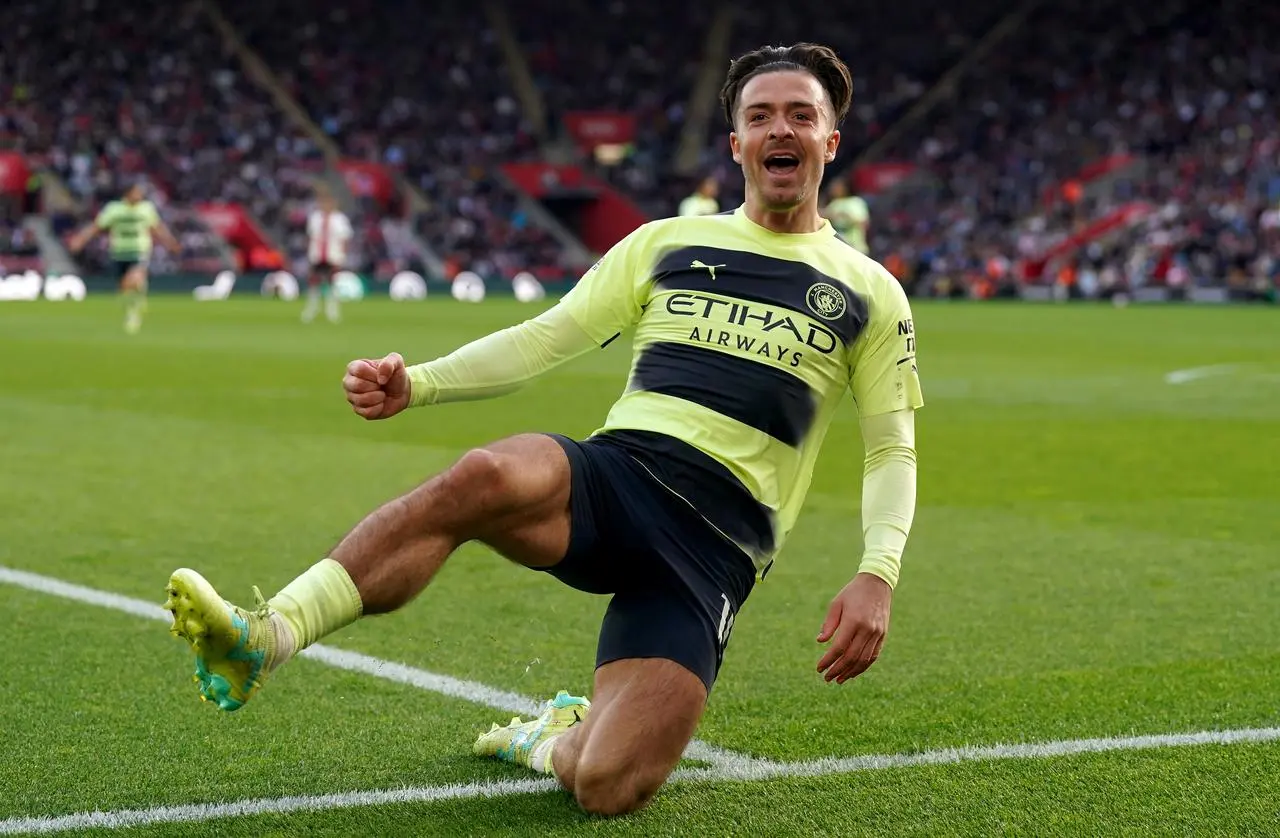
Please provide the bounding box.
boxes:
[664,292,838,369]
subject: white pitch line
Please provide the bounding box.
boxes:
[0,777,558,836]
[0,566,751,769]
[4,726,1279,835]
[670,724,1280,782]
[1164,364,1239,385]
[9,568,1280,835]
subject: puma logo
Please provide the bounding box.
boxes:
[691,259,726,280]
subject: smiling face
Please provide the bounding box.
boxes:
[729,70,841,226]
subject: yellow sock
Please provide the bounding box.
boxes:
[267,559,363,660]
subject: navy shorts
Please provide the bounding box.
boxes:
[542,433,757,693]
[113,258,146,279]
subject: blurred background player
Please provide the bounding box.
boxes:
[822,177,870,255]
[302,190,353,324]
[67,182,180,334]
[677,176,721,217]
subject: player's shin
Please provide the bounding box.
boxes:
[265,558,364,669]
[122,287,143,332]
[324,284,340,322]
[302,285,321,321]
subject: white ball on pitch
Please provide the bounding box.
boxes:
[512,271,545,303]
[389,271,427,301]
[451,271,486,303]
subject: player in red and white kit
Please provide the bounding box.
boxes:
[302,191,353,324]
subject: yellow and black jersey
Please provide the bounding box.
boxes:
[558,206,923,572]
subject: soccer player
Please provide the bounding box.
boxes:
[164,42,922,817]
[678,176,721,217]
[823,177,871,254]
[302,190,353,324]
[68,182,181,334]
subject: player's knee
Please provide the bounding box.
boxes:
[573,758,662,817]
[445,448,515,503]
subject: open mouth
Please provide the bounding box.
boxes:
[763,153,800,175]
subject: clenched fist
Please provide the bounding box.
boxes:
[343,352,410,420]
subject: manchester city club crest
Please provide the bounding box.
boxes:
[806,282,846,320]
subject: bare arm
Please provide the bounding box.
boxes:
[67,223,102,254]
[152,221,182,254]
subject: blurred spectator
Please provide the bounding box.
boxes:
[864,0,1280,297]
[1,0,1276,299]
[220,0,562,280]
[822,179,870,254]
[0,0,328,273]
[678,177,720,218]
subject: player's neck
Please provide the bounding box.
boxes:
[742,197,824,235]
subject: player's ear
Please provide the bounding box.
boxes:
[730,131,742,164]
[824,129,841,163]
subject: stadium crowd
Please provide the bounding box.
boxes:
[513,0,717,221]
[0,211,41,275]
[701,1,1012,209]
[0,0,1275,300]
[219,0,567,281]
[860,0,1280,300]
[0,0,333,272]
[217,0,1018,279]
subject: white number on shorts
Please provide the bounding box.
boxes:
[717,593,736,650]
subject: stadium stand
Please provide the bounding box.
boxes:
[0,0,1274,302]
[857,0,1280,299]
[704,1,1016,211]
[0,0,323,274]
[507,0,717,220]
[0,212,42,275]
[217,0,570,282]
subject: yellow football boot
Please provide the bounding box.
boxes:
[473,691,590,769]
[164,568,280,711]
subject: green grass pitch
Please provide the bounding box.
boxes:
[1,296,1277,836]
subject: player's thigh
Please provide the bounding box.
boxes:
[509,434,654,594]
[574,656,707,796]
[463,433,573,570]
[123,263,147,290]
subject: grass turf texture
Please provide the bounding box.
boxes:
[1,297,1277,835]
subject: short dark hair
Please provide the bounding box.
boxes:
[719,43,853,129]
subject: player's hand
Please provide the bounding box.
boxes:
[343,352,410,420]
[815,572,893,684]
